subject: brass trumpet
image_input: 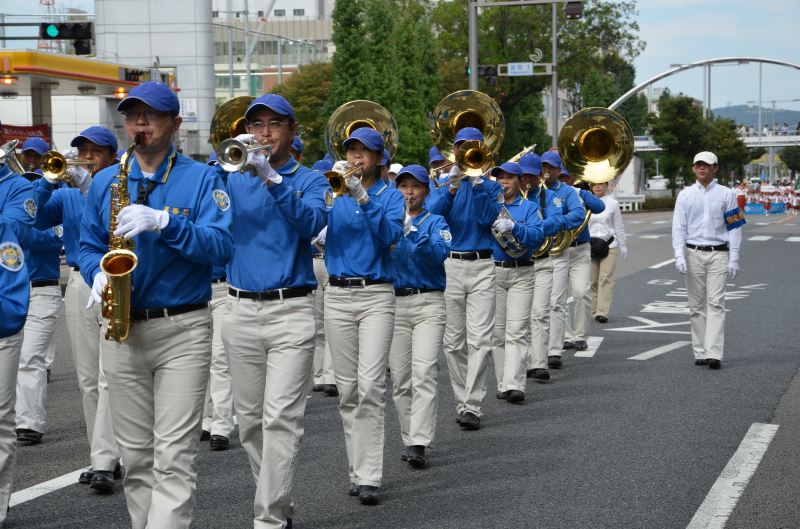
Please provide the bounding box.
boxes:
[325,163,364,198]
[218,138,272,173]
[430,140,492,188]
[0,140,26,175]
[41,150,94,185]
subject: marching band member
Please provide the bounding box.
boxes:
[560,166,605,352]
[490,162,544,404]
[19,137,48,173]
[79,82,233,529]
[221,93,329,528]
[588,181,627,323]
[519,153,564,382]
[0,216,29,528]
[34,126,122,492]
[290,134,303,162]
[389,164,450,468]
[541,151,584,370]
[428,127,503,430]
[428,146,448,178]
[324,127,404,505]
[672,151,744,369]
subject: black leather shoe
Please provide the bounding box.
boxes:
[46,368,51,383]
[563,341,575,350]
[79,468,94,484]
[286,517,292,529]
[506,390,525,404]
[312,384,324,392]
[496,390,507,400]
[358,485,380,505]
[708,359,722,369]
[455,411,464,424]
[90,470,115,494]
[460,412,480,430]
[210,435,229,451]
[400,446,410,461]
[348,484,360,496]
[694,359,709,366]
[547,356,562,369]
[531,368,550,382]
[407,445,426,469]
[113,462,123,480]
[323,384,339,397]
[594,315,608,323]
[200,429,211,441]
[574,340,588,351]
[16,429,43,445]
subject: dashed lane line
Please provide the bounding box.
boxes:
[9,467,89,507]
[628,340,691,360]
[649,257,676,269]
[747,235,772,241]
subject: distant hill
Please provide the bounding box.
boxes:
[712,104,800,129]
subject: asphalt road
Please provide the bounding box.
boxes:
[7,210,800,529]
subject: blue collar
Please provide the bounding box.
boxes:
[367,179,388,196]
[129,147,179,183]
[275,156,301,176]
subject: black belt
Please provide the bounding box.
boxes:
[686,243,729,252]
[31,279,59,288]
[313,254,324,260]
[495,259,533,268]
[229,286,311,301]
[71,265,80,272]
[449,250,492,260]
[569,240,589,247]
[329,277,389,288]
[130,302,208,321]
[394,287,443,297]
[212,276,227,284]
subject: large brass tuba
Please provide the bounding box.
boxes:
[209,95,254,152]
[100,134,141,343]
[0,140,27,175]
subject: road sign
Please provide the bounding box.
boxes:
[507,62,533,76]
[498,62,552,77]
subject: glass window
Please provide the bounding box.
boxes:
[274,9,285,16]
[293,9,304,16]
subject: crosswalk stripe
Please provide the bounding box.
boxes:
[575,336,603,358]
[786,237,800,242]
[748,235,772,241]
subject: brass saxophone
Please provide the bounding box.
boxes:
[100,134,141,342]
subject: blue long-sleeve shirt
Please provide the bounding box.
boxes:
[79,148,234,309]
[0,165,36,242]
[34,179,82,267]
[21,225,62,281]
[428,177,503,252]
[0,217,30,337]
[391,209,450,290]
[548,180,584,231]
[528,186,564,237]
[574,188,606,244]
[492,196,545,261]
[325,180,404,282]
[226,157,329,291]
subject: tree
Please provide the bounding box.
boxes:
[780,146,800,178]
[706,116,753,183]
[648,92,706,187]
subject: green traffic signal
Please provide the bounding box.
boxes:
[45,24,59,38]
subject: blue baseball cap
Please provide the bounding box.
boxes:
[454,127,484,144]
[291,135,302,153]
[21,137,49,155]
[519,153,542,176]
[559,163,571,177]
[429,146,445,164]
[117,82,180,115]
[311,159,334,172]
[70,126,118,152]
[207,151,218,165]
[395,164,429,185]
[343,127,385,152]
[381,148,390,166]
[245,93,296,121]
[490,161,523,178]
[541,150,562,167]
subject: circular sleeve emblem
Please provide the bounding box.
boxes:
[24,198,37,218]
[213,189,230,211]
[0,241,24,272]
[440,229,452,243]
[53,225,64,238]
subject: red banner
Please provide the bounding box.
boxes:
[0,124,51,146]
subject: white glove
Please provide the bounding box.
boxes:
[311,226,327,247]
[114,204,169,240]
[448,165,465,191]
[493,218,514,234]
[675,255,687,274]
[346,174,369,204]
[249,150,282,185]
[727,259,739,279]
[234,133,256,145]
[86,272,108,309]
[332,160,349,174]
[620,246,628,259]
[67,165,92,196]
[403,213,417,236]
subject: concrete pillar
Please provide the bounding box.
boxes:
[30,85,52,127]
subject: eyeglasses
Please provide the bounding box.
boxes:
[247,119,290,132]
[121,109,171,122]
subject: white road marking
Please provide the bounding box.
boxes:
[786,237,800,242]
[755,222,768,225]
[628,340,690,360]
[574,336,603,357]
[606,316,690,335]
[740,283,767,290]
[747,235,772,241]
[647,279,676,286]
[649,258,676,269]
[686,423,779,529]
[9,467,89,507]
[640,235,664,239]
[652,220,669,224]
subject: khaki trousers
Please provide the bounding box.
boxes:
[526,257,554,370]
[444,258,495,417]
[547,251,570,357]
[312,258,335,385]
[325,284,395,487]
[591,248,618,318]
[492,266,534,393]
[0,330,23,527]
[686,248,729,361]
[566,244,592,342]
[222,292,315,528]
[389,291,444,447]
[101,308,212,529]
[64,270,118,470]
[16,284,63,433]
[202,281,235,438]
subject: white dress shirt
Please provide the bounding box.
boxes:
[672,180,743,261]
[588,195,626,249]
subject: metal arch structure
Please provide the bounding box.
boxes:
[608,57,800,111]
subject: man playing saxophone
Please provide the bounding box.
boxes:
[79,82,234,529]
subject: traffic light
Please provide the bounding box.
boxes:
[39,22,93,55]
[465,64,498,85]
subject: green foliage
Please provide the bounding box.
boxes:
[780,146,800,177]
[706,116,753,182]
[642,196,676,210]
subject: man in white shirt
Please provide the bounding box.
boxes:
[671,151,745,369]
